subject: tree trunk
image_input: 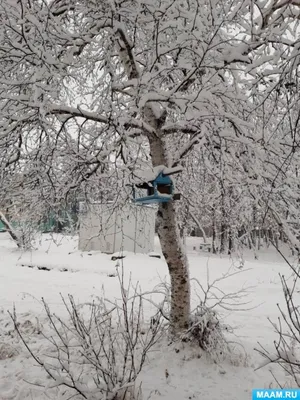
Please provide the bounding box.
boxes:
[157,202,190,334]
[258,228,262,250]
[228,229,233,255]
[220,190,226,253]
[148,132,190,335]
[220,223,226,253]
[212,208,217,254]
[189,210,207,243]
[0,212,23,248]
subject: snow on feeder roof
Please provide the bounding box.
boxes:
[133,165,183,184]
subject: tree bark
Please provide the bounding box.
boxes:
[147,132,190,335]
[157,202,190,334]
[189,210,207,243]
[228,229,233,255]
[212,208,217,254]
[220,190,226,253]
[220,223,226,253]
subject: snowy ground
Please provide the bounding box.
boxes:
[0,232,298,399]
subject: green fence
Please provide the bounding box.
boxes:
[0,219,18,232]
[0,211,78,233]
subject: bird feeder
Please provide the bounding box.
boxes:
[132,167,181,205]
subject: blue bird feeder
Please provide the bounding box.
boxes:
[132,167,181,205]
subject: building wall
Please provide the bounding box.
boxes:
[78,203,156,254]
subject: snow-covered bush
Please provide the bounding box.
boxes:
[182,303,227,353]
[17,221,40,250]
[0,211,39,250]
[155,267,250,360]
[0,342,18,360]
[10,274,164,400]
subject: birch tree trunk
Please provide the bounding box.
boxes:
[157,201,191,334]
[147,131,190,335]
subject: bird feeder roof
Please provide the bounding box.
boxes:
[133,165,182,185]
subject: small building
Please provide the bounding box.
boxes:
[78,203,156,254]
